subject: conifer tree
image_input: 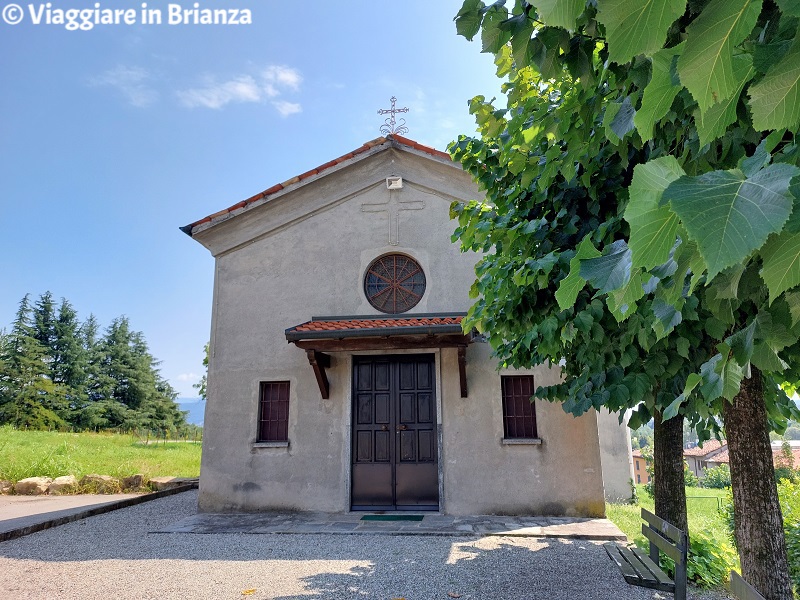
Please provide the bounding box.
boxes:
[0,295,65,428]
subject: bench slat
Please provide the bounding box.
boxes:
[618,545,658,585]
[632,546,673,586]
[643,524,684,563]
[604,543,677,593]
[604,543,641,582]
[730,570,766,600]
[641,508,685,546]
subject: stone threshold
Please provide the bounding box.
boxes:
[153,511,626,541]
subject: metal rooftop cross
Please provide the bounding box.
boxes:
[378,97,409,136]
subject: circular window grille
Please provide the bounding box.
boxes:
[364,254,426,314]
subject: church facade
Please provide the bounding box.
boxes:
[182,134,632,516]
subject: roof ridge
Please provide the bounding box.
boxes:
[181,134,452,236]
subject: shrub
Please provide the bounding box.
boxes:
[659,531,737,588]
[684,463,700,488]
[778,480,800,590]
[722,479,800,589]
[720,489,736,547]
[703,464,731,489]
[687,533,737,587]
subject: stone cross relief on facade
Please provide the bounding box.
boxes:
[361,190,425,246]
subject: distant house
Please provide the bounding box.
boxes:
[631,449,650,484]
[684,440,727,478]
[771,440,800,469]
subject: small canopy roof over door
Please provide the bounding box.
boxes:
[285,314,474,400]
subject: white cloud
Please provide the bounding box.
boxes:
[176,75,262,109]
[176,372,200,382]
[262,65,302,91]
[272,100,302,117]
[175,65,303,112]
[90,65,159,108]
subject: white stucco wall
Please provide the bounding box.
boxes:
[192,142,608,516]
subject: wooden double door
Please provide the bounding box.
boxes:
[351,355,439,511]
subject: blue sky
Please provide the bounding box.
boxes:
[0,0,503,397]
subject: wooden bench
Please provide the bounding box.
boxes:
[604,508,688,600]
[730,570,766,600]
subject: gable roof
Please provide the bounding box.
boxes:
[683,439,726,458]
[181,134,453,237]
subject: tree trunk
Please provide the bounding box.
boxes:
[723,365,793,600]
[653,409,688,534]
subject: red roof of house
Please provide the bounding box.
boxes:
[285,314,466,341]
[181,134,452,236]
[684,439,727,457]
[773,447,800,467]
[707,449,729,464]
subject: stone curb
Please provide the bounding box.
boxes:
[0,483,198,543]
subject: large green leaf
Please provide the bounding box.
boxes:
[580,240,632,294]
[555,236,601,309]
[608,267,645,321]
[696,54,755,146]
[455,0,486,41]
[534,0,585,31]
[761,218,800,303]
[481,5,512,53]
[677,0,762,112]
[776,0,800,18]
[749,36,800,131]
[596,0,686,65]
[652,297,683,338]
[721,356,745,401]
[635,44,684,141]
[609,97,636,140]
[664,373,703,419]
[664,163,797,280]
[626,156,686,270]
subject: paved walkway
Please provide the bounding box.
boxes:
[0,493,140,538]
[0,485,196,541]
[157,510,626,539]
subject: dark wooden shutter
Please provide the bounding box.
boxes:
[258,381,290,442]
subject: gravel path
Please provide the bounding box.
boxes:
[0,490,732,600]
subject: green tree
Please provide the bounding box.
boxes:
[95,317,185,432]
[51,298,89,419]
[453,1,800,596]
[0,295,66,428]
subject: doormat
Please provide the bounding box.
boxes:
[360,514,424,522]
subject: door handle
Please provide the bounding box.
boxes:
[397,424,407,431]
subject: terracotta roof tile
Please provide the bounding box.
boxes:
[293,316,463,333]
[708,449,729,464]
[280,176,301,187]
[683,439,726,457]
[285,314,467,342]
[182,135,453,235]
[297,168,318,180]
[773,447,800,467]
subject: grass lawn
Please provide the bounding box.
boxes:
[0,426,202,482]
[606,485,735,566]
